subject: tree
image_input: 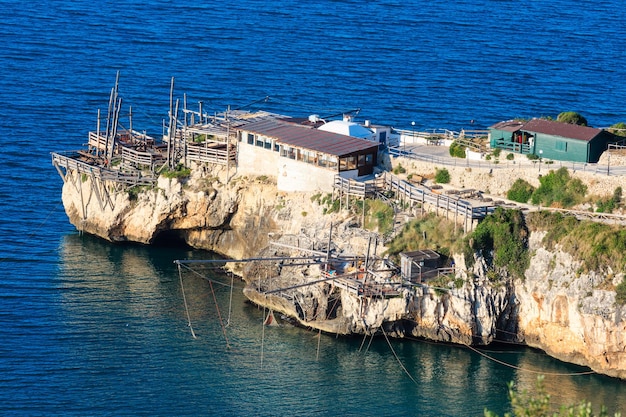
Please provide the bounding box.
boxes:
[557,111,588,126]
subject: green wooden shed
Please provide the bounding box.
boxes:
[489,118,616,163]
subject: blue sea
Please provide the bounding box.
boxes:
[1,0,625,415]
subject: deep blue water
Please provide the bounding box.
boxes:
[1,0,625,415]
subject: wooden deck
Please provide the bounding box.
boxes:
[333,172,497,222]
[51,151,157,186]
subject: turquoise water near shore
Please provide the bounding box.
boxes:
[1,0,625,415]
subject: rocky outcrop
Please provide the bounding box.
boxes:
[59,164,626,379]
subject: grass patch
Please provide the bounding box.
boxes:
[363,199,395,235]
[159,163,191,179]
[385,213,464,262]
[527,211,626,274]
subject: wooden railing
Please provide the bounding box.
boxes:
[51,152,157,186]
[186,145,237,165]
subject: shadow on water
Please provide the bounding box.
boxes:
[31,234,623,416]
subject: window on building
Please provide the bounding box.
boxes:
[358,154,365,167]
[365,153,373,164]
[247,133,254,145]
[555,141,567,152]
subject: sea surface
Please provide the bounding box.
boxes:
[0,0,625,415]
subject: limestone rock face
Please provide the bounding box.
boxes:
[60,167,626,379]
[516,232,626,379]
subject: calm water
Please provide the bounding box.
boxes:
[0,0,625,415]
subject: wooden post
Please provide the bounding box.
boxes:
[167,77,175,169]
[96,108,101,157]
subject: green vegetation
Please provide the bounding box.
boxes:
[318,193,340,215]
[492,148,502,158]
[159,163,191,179]
[507,179,535,203]
[527,153,540,161]
[608,122,626,137]
[467,208,529,280]
[527,211,626,274]
[449,141,467,158]
[393,163,407,175]
[364,199,395,235]
[531,167,587,208]
[596,187,622,213]
[484,376,619,417]
[506,153,515,161]
[557,111,588,126]
[128,185,151,201]
[385,213,464,261]
[435,167,451,184]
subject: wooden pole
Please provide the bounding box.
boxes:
[96,108,101,157]
[167,77,175,169]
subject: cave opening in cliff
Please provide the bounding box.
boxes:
[151,230,192,248]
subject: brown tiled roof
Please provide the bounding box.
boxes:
[521,119,603,142]
[490,120,524,132]
[239,118,378,157]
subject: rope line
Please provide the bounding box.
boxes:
[463,344,596,376]
[381,327,419,386]
[208,278,231,349]
[178,263,197,339]
[261,307,266,368]
[178,263,245,290]
[226,272,234,327]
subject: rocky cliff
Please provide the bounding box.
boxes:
[59,163,626,379]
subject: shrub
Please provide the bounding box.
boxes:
[435,168,450,184]
[557,111,588,126]
[507,179,535,203]
[608,122,626,137]
[492,148,502,158]
[468,208,529,280]
[393,163,406,175]
[449,141,467,158]
[527,153,539,160]
[506,153,515,161]
[530,167,587,208]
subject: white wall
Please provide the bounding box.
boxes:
[237,141,336,192]
[236,142,280,177]
[277,157,336,193]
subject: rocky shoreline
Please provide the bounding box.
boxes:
[58,156,626,379]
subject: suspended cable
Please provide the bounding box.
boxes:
[226,272,234,327]
[261,306,266,368]
[208,277,230,349]
[463,344,596,376]
[178,263,197,339]
[381,326,419,386]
